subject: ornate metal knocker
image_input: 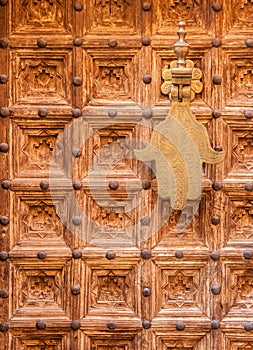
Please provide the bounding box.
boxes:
[135,21,225,210]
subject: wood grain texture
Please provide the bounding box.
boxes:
[0,0,253,349]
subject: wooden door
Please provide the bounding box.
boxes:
[0,0,253,349]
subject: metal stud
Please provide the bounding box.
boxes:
[212,181,223,191]
[40,180,49,190]
[0,322,9,332]
[0,289,8,298]
[176,321,185,331]
[175,250,184,259]
[0,143,9,153]
[0,251,8,261]
[0,74,7,84]
[141,249,152,260]
[142,108,153,119]
[212,3,222,12]
[74,38,83,46]
[213,75,222,85]
[211,215,220,225]
[212,38,222,47]
[0,216,9,226]
[72,148,81,158]
[244,109,253,119]
[142,36,151,46]
[72,249,82,259]
[243,248,253,260]
[142,181,151,190]
[210,251,220,260]
[140,216,150,226]
[71,320,81,330]
[0,0,8,6]
[107,321,116,330]
[108,39,117,48]
[108,109,117,118]
[1,180,10,189]
[73,77,82,86]
[142,320,151,329]
[245,38,253,48]
[71,285,80,295]
[212,109,221,118]
[72,216,82,226]
[214,146,223,152]
[109,180,119,190]
[73,180,82,190]
[211,320,220,329]
[38,107,48,118]
[106,250,116,260]
[142,287,151,297]
[244,322,253,331]
[142,1,151,10]
[74,1,83,10]
[72,108,82,118]
[0,38,9,49]
[143,74,152,84]
[245,182,253,191]
[37,37,47,48]
[0,107,10,118]
[37,251,47,260]
[211,284,221,295]
[36,320,46,330]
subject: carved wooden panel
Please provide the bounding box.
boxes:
[1,0,252,349]
[10,50,72,106]
[84,51,139,105]
[10,0,73,34]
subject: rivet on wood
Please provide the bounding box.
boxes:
[0,107,10,118]
[0,74,7,84]
[106,250,116,260]
[245,182,253,191]
[72,249,82,259]
[212,181,223,191]
[176,321,185,331]
[0,143,9,153]
[243,249,253,260]
[37,37,47,48]
[71,320,81,330]
[72,216,82,226]
[36,320,46,330]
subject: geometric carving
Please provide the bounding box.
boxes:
[162,270,199,309]
[12,51,72,104]
[17,338,62,350]
[232,272,253,309]
[24,132,56,170]
[22,202,58,238]
[167,343,193,350]
[233,64,253,99]
[90,268,135,312]
[92,129,132,171]
[12,0,72,34]
[232,133,253,173]
[93,59,132,100]
[90,338,134,350]
[231,200,253,239]
[91,0,134,31]
[16,268,64,314]
[157,0,202,32]
[232,0,253,28]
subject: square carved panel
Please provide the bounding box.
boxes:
[84,50,139,105]
[83,260,140,317]
[73,124,137,178]
[73,189,141,247]
[10,0,73,34]
[223,195,253,246]
[85,0,140,35]
[154,332,209,350]
[82,332,140,350]
[10,50,72,105]
[11,333,70,350]
[10,259,71,318]
[11,120,65,177]
[222,124,253,179]
[223,53,253,108]
[223,262,253,318]
[223,0,253,35]
[153,259,209,318]
[11,192,67,248]
[153,0,210,36]
[153,193,211,249]
[223,333,253,350]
